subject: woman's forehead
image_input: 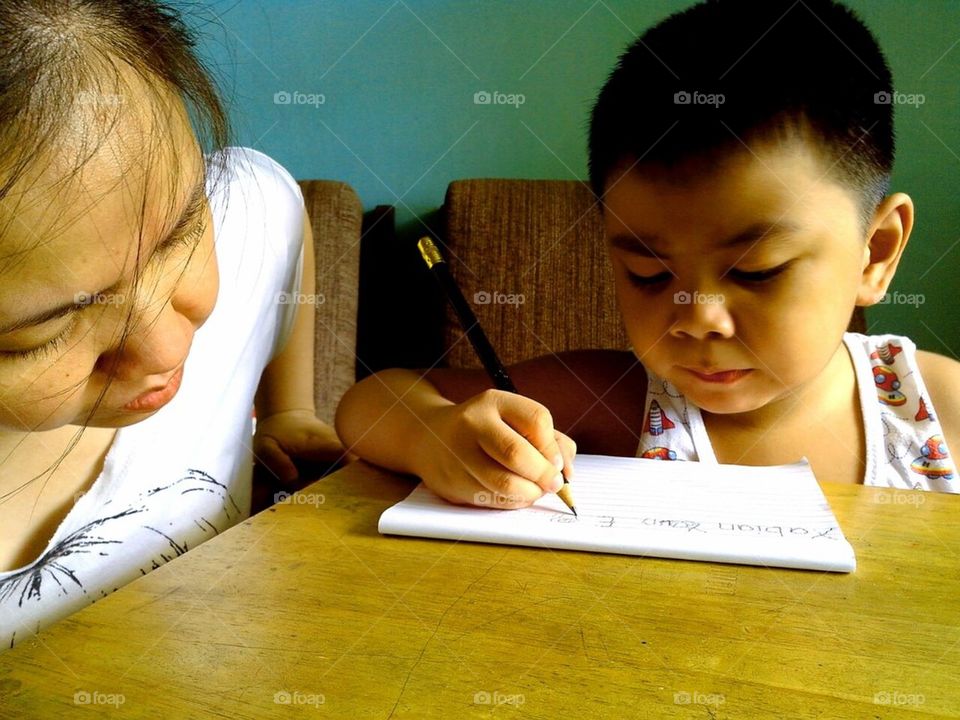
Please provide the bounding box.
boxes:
[0,97,203,320]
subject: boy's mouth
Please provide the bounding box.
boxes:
[683,367,752,384]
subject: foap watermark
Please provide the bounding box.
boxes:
[674,290,724,305]
[473,491,527,507]
[874,90,925,107]
[75,291,126,307]
[277,291,326,306]
[674,690,725,707]
[75,91,125,107]
[73,690,126,708]
[273,690,325,708]
[473,290,525,306]
[873,690,925,707]
[877,290,924,307]
[273,90,326,108]
[473,90,525,108]
[674,90,725,107]
[274,491,326,507]
[473,690,526,706]
[874,491,925,507]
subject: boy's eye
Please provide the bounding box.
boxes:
[727,262,791,283]
[626,271,672,287]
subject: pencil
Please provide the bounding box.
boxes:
[417,236,577,516]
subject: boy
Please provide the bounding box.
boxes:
[336,0,959,507]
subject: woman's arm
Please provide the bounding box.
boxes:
[254,210,343,483]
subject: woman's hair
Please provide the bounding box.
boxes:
[0,1,230,497]
[0,0,228,199]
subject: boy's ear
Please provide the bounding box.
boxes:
[856,192,914,307]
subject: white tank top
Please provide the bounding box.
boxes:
[636,333,956,492]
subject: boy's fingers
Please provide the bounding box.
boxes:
[487,394,564,492]
[467,460,543,509]
[476,423,562,494]
[424,446,541,509]
[556,431,577,479]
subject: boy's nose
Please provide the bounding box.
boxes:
[668,290,734,340]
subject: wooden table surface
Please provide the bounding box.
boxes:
[0,461,957,719]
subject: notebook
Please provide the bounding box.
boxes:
[378,454,856,572]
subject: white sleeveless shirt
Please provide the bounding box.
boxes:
[0,148,305,651]
[636,333,956,492]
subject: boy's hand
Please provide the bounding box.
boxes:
[254,409,346,484]
[414,389,577,509]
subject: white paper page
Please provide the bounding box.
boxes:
[378,454,856,572]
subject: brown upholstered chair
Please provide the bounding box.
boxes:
[299,180,363,424]
[251,180,362,514]
[441,179,628,368]
[440,178,864,368]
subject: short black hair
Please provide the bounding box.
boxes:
[588,0,894,222]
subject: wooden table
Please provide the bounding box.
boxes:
[1,461,957,718]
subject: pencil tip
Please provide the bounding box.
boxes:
[571,507,578,517]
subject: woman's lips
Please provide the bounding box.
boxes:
[684,368,752,384]
[122,367,184,412]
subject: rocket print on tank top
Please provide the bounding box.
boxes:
[869,341,954,485]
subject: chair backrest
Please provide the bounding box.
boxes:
[298,180,363,423]
[441,179,628,368]
[440,178,866,369]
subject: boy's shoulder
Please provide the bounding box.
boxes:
[916,350,960,454]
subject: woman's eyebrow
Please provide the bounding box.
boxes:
[0,178,206,336]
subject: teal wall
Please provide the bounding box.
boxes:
[180,0,960,355]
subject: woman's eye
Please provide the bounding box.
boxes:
[0,328,71,362]
[626,271,672,287]
[728,262,791,283]
[156,220,205,257]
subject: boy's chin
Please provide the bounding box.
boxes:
[669,377,774,416]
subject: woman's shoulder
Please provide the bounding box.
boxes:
[207,146,303,211]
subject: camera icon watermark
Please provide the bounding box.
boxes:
[75,91,125,107]
[274,491,326,507]
[73,690,126,707]
[873,690,925,707]
[473,690,526,706]
[876,290,924,307]
[874,491,925,507]
[673,290,724,305]
[673,90,725,107]
[273,90,326,108]
[473,90,526,108]
[273,690,325,707]
[673,690,725,706]
[473,491,528,507]
[874,90,925,107]
[75,291,126,307]
[277,291,326,306]
[473,290,525,306]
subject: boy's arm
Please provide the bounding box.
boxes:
[425,349,647,455]
[254,211,343,482]
[917,350,960,459]
[334,350,647,507]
